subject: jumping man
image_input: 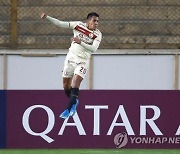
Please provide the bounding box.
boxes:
[40,12,102,119]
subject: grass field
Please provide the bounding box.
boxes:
[0,149,180,154]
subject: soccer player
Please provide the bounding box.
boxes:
[40,12,102,119]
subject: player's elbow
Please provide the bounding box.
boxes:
[89,46,98,53]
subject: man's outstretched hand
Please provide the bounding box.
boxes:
[40,13,47,19]
[72,37,81,44]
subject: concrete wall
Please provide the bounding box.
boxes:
[5,55,89,90]
[0,49,179,90]
[0,55,2,89]
[93,55,175,89]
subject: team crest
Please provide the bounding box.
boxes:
[89,33,94,39]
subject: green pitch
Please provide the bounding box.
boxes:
[0,149,180,154]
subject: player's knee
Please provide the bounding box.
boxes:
[63,78,72,90]
[63,83,70,90]
[75,75,83,83]
[71,75,83,88]
[63,81,70,90]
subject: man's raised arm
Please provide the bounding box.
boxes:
[40,12,74,29]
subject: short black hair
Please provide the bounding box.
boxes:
[87,12,99,19]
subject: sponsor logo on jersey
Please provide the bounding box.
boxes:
[75,25,97,39]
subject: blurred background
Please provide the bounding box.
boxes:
[0,0,179,90]
[1,0,180,49]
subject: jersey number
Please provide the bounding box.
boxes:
[80,67,87,74]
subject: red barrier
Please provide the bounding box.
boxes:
[6,90,180,149]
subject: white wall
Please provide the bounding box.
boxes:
[0,55,2,89]
[0,51,179,90]
[6,55,89,90]
[93,55,174,89]
[179,57,180,89]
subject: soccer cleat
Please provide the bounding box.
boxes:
[69,99,79,116]
[60,109,70,119]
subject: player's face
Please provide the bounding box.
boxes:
[87,16,99,30]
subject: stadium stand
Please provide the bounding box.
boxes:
[0,0,180,49]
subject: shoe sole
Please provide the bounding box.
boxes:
[69,100,79,116]
[60,110,70,119]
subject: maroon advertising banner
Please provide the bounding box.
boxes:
[6,90,180,149]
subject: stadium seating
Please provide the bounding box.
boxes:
[0,0,180,48]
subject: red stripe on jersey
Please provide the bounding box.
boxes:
[75,25,97,39]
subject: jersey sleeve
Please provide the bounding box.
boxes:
[69,21,79,29]
[95,31,102,42]
[46,16,79,29]
[80,32,102,53]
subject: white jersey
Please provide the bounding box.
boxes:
[46,16,102,59]
[69,21,102,59]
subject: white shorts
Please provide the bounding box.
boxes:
[62,52,90,79]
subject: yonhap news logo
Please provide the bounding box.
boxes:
[114,132,180,148]
[114,132,128,148]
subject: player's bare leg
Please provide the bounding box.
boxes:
[71,74,83,88]
[63,77,72,98]
[60,75,83,119]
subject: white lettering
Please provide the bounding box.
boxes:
[135,137,141,144]
[85,105,108,135]
[141,137,149,144]
[169,137,176,143]
[22,105,55,143]
[130,137,136,143]
[155,137,162,144]
[175,125,180,135]
[58,112,86,135]
[140,106,163,135]
[107,105,134,135]
[148,137,155,143]
[162,137,168,143]
[175,137,180,143]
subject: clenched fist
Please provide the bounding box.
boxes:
[40,13,47,19]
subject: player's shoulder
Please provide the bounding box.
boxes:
[73,21,84,26]
[94,28,102,36]
[71,21,86,28]
[96,29,102,34]
[78,22,87,28]
[71,21,82,25]
[70,21,82,28]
